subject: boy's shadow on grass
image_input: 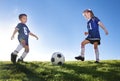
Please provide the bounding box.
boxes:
[61,61,120,81]
[1,62,46,81]
[1,62,85,81]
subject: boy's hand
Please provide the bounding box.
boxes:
[11,35,14,40]
[36,36,39,40]
[105,30,108,35]
[11,28,18,40]
[84,32,88,36]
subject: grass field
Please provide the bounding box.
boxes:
[0,60,120,81]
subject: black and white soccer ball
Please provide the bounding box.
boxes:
[51,52,65,65]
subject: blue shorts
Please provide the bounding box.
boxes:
[18,38,29,46]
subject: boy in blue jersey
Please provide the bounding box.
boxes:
[75,9,108,63]
[11,14,38,63]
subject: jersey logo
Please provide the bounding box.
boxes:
[89,23,92,30]
[23,27,28,35]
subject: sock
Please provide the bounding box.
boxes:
[81,47,85,57]
[20,51,28,60]
[95,48,99,61]
[13,44,23,55]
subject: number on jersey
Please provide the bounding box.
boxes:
[24,27,28,35]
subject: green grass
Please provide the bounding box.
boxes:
[0,60,120,81]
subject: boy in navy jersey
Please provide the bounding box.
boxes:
[11,14,38,63]
[75,9,108,63]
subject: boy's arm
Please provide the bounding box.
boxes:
[11,28,18,40]
[29,32,39,40]
[84,32,88,36]
[98,21,108,35]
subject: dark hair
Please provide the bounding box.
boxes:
[83,9,95,17]
[19,14,27,19]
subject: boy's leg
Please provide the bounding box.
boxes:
[94,42,99,63]
[11,44,23,63]
[81,40,90,57]
[75,40,90,61]
[13,44,23,54]
[18,45,29,62]
[18,39,29,62]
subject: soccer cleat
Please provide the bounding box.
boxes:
[17,58,24,63]
[94,61,99,63]
[75,56,85,61]
[11,53,17,64]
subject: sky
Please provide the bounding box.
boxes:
[0,0,120,61]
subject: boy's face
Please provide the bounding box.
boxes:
[20,16,27,23]
[83,12,91,20]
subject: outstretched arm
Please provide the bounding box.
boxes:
[29,32,39,40]
[11,28,18,40]
[98,21,108,35]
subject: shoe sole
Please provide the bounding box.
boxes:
[75,57,84,61]
[94,62,99,63]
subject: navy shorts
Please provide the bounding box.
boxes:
[18,38,29,46]
[86,38,101,45]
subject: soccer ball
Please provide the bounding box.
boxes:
[51,52,65,65]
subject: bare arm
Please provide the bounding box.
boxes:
[29,32,39,40]
[98,21,108,35]
[84,32,88,36]
[11,28,18,40]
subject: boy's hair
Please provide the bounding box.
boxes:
[83,9,95,17]
[19,14,27,19]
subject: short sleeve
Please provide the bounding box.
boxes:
[27,28,30,33]
[16,23,22,30]
[95,17,100,24]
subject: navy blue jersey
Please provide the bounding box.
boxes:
[86,17,101,40]
[16,23,30,40]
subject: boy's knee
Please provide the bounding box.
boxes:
[25,46,29,53]
[81,42,85,48]
[94,46,98,49]
[94,42,98,49]
[94,44,98,49]
[20,40,26,46]
[25,49,29,53]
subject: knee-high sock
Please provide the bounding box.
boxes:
[20,51,28,59]
[13,44,23,55]
[95,48,99,61]
[81,47,85,57]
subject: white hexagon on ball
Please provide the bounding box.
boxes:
[51,52,65,65]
